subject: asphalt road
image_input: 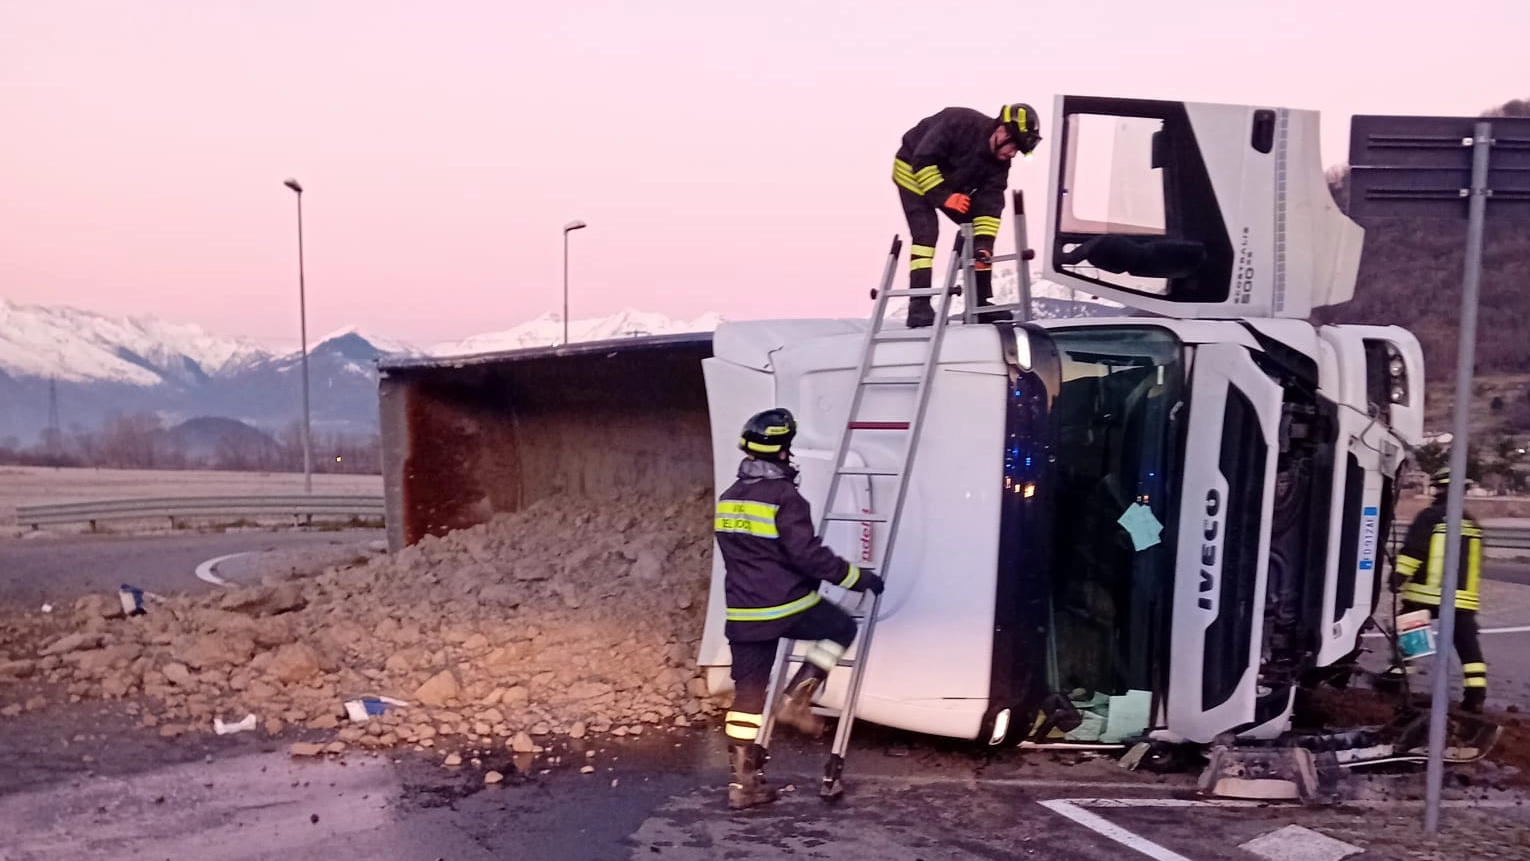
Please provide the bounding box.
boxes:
[0,537,1528,858]
[0,708,1523,861]
[0,529,383,609]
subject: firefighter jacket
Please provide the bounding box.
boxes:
[1396,496,1483,612]
[715,457,866,642]
[893,107,1012,238]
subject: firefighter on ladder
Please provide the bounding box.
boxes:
[1389,467,1488,712]
[713,408,886,810]
[892,103,1042,328]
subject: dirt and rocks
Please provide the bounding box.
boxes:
[0,487,720,756]
[1298,684,1529,788]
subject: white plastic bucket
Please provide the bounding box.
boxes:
[1396,609,1436,662]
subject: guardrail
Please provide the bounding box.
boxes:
[15,495,386,531]
[1388,524,1530,551]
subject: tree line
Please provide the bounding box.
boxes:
[0,411,382,475]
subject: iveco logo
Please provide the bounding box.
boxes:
[1199,489,1223,612]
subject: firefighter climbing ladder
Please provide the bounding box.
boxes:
[756,193,1039,800]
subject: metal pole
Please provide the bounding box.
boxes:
[560,220,586,347]
[1424,120,1493,834]
[562,230,570,347]
[293,188,313,494]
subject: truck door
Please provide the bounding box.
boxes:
[1167,343,1282,743]
[1040,95,1363,320]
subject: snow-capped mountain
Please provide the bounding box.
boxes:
[0,289,1117,444]
[0,298,270,386]
[429,308,724,357]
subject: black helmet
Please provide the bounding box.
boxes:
[740,408,797,456]
[999,103,1042,155]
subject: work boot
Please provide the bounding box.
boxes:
[727,742,778,810]
[971,265,1010,324]
[775,665,827,737]
[1462,688,1486,714]
[906,298,935,328]
[906,268,935,328]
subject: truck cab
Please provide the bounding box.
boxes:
[695,95,1425,746]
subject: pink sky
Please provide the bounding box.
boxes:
[3,1,1526,349]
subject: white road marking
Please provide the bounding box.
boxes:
[1239,824,1362,861]
[1039,799,1196,861]
[1039,797,1528,860]
[1056,796,1527,810]
[194,552,248,587]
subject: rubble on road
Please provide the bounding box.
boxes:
[0,487,721,752]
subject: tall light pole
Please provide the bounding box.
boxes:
[283,177,313,494]
[562,219,587,346]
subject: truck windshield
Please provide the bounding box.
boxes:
[1046,326,1184,704]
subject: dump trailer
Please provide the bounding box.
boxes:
[377,94,1424,747]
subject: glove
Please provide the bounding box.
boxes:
[858,570,886,596]
[974,247,993,271]
[942,193,971,215]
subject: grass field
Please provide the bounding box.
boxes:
[0,466,382,527]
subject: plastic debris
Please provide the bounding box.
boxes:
[118,585,147,617]
[343,695,410,723]
[213,713,258,735]
[39,603,53,614]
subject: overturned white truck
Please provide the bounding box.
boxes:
[377,95,1424,748]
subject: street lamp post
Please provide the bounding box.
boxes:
[562,220,587,346]
[283,177,313,494]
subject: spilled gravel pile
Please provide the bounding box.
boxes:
[0,487,719,752]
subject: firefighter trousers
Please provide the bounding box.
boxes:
[727,600,857,717]
[896,187,995,307]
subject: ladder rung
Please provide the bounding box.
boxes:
[837,466,899,476]
[861,376,922,386]
[847,421,910,430]
[986,250,1036,263]
[824,512,888,522]
[883,288,945,297]
[783,655,856,669]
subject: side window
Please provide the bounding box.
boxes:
[1051,100,1234,304]
[1058,114,1171,295]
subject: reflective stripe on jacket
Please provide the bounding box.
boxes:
[1396,499,1483,612]
[715,457,862,641]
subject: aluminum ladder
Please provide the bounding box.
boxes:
[955,189,1038,325]
[754,232,965,801]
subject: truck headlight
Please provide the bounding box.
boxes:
[1013,330,1032,371]
[1386,343,1408,404]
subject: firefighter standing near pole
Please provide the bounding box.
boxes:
[712,408,885,810]
[892,103,1042,327]
[1392,468,1488,712]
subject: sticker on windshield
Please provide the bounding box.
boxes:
[1117,502,1164,551]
